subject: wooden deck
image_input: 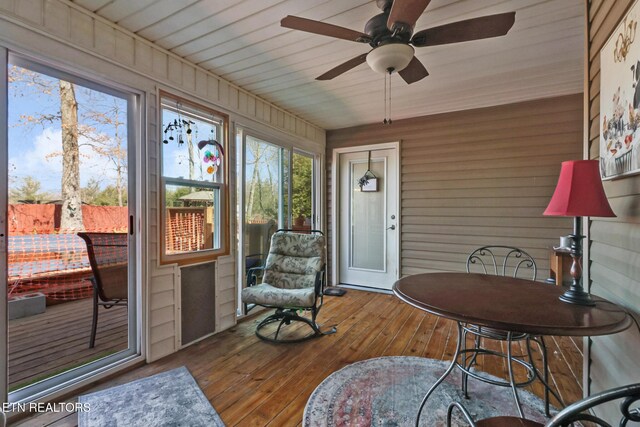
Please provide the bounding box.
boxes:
[8,298,128,391]
[14,289,582,426]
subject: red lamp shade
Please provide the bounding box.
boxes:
[544,160,616,217]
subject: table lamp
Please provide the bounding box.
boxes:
[543,160,616,306]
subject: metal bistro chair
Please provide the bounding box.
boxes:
[78,232,128,349]
[447,383,640,426]
[241,229,336,343]
[463,246,561,416]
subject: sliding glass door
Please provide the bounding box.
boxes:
[236,128,318,314]
[2,54,139,402]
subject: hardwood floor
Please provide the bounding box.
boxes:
[8,298,128,391]
[13,289,582,426]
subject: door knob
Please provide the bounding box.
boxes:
[387,224,396,230]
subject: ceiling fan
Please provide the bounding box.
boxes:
[281,0,516,84]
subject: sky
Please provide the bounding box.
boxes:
[162,109,222,181]
[161,108,223,183]
[8,63,127,194]
[6,63,290,203]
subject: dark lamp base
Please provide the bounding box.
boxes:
[559,289,596,306]
[557,217,596,307]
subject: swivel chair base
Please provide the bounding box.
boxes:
[255,308,337,343]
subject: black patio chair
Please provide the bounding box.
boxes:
[78,232,128,348]
[447,382,640,426]
[243,220,277,293]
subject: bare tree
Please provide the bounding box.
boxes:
[59,80,84,230]
[9,64,128,235]
[245,140,280,221]
[9,66,84,230]
[81,95,127,206]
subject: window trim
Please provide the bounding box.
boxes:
[159,91,230,265]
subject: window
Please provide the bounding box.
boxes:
[235,127,320,314]
[160,93,228,261]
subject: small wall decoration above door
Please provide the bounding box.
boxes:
[357,151,379,192]
[600,0,640,179]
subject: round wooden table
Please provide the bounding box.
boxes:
[392,272,632,426]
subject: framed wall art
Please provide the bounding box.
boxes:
[600,0,640,179]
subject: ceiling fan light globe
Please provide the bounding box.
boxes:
[366,43,415,74]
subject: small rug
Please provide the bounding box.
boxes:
[304,356,553,427]
[78,366,225,427]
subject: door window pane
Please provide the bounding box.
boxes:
[292,152,314,231]
[244,136,286,224]
[350,160,385,271]
[243,135,288,272]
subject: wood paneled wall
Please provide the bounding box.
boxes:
[586,0,640,413]
[326,94,583,284]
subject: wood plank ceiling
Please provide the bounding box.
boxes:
[70,0,584,130]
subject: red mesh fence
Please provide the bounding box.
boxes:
[165,208,207,253]
[8,204,128,303]
[8,204,128,234]
[9,205,213,303]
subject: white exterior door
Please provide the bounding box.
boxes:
[337,146,399,290]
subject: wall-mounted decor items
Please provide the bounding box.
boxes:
[357,151,378,192]
[600,0,640,179]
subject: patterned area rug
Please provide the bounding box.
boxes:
[304,356,553,427]
[78,366,225,427]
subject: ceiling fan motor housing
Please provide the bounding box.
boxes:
[365,12,412,46]
[376,0,393,12]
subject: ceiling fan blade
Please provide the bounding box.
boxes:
[316,53,369,80]
[411,12,516,47]
[387,0,432,32]
[399,56,429,84]
[281,15,371,43]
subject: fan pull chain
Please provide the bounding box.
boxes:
[383,73,387,124]
[388,70,392,125]
[383,71,393,125]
